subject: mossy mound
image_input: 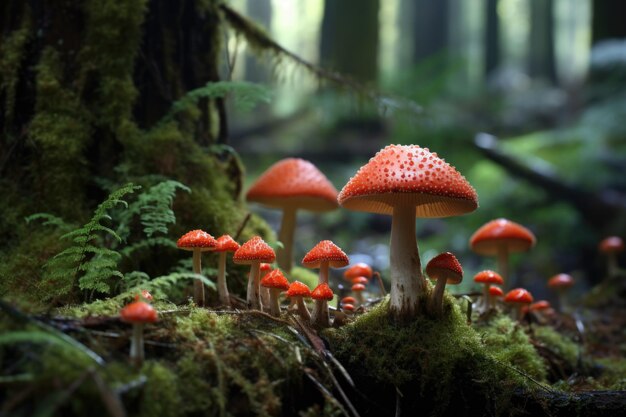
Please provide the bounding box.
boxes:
[324,298,546,417]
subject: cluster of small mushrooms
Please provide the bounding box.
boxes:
[118,144,624,364]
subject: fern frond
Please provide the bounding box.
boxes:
[118,272,215,300]
[25,213,74,232]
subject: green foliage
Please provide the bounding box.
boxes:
[119,272,216,301]
[133,180,191,237]
[25,213,75,232]
[39,183,139,299]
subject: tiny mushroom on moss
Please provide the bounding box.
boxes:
[488,285,504,307]
[504,288,533,321]
[351,282,366,305]
[302,240,350,286]
[343,263,373,282]
[311,283,334,328]
[259,262,274,310]
[599,236,624,277]
[338,144,478,319]
[134,289,153,302]
[177,229,217,306]
[246,158,339,274]
[260,269,290,317]
[470,218,535,288]
[286,281,312,321]
[214,235,240,307]
[233,236,276,310]
[425,252,463,316]
[547,273,575,312]
[473,270,504,312]
[120,300,158,367]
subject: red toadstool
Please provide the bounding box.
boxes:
[260,269,290,317]
[351,282,366,305]
[214,235,240,307]
[599,236,624,277]
[425,252,463,315]
[233,236,276,310]
[302,240,349,286]
[311,283,334,327]
[120,300,158,366]
[343,263,373,282]
[547,273,574,312]
[473,270,504,311]
[286,281,312,321]
[246,158,338,273]
[503,288,533,321]
[338,144,478,319]
[177,229,217,306]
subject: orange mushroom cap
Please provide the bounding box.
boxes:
[503,288,533,305]
[342,303,355,312]
[214,235,240,253]
[338,144,478,217]
[489,286,504,297]
[134,289,153,302]
[312,283,334,300]
[352,283,366,292]
[344,263,373,280]
[286,281,311,298]
[177,230,217,251]
[530,300,551,311]
[352,276,369,285]
[260,269,290,291]
[233,236,276,264]
[260,263,273,274]
[120,301,158,323]
[341,296,357,305]
[473,270,504,285]
[302,240,349,269]
[425,252,463,284]
[470,218,536,256]
[246,158,338,212]
[599,236,624,254]
[547,273,574,289]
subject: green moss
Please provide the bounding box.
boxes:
[138,362,181,417]
[533,325,579,369]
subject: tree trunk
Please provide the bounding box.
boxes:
[413,0,449,64]
[528,0,557,84]
[484,0,500,78]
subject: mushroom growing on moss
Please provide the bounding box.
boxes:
[311,283,334,328]
[260,269,290,317]
[177,229,217,306]
[302,240,349,286]
[214,235,240,307]
[425,252,463,316]
[120,300,158,367]
[246,158,338,273]
[233,236,276,310]
[343,262,373,283]
[286,281,312,321]
[599,236,624,277]
[547,273,574,312]
[469,218,535,288]
[338,144,478,319]
[504,288,533,321]
[473,270,504,312]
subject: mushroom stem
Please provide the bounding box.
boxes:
[268,288,282,317]
[217,252,230,307]
[261,287,271,312]
[558,292,569,313]
[246,261,263,310]
[295,297,311,321]
[192,249,205,306]
[497,246,509,288]
[277,207,297,273]
[607,253,619,277]
[512,305,524,321]
[311,299,330,328]
[354,291,364,305]
[319,262,329,285]
[482,283,492,311]
[389,204,424,318]
[130,323,145,367]
[430,278,447,316]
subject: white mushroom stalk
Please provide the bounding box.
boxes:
[277,207,297,273]
[246,261,262,310]
[216,252,230,306]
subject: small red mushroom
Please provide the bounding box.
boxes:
[341,296,357,305]
[547,273,574,312]
[120,301,158,366]
[177,230,217,306]
[134,289,153,302]
[302,240,349,286]
[259,262,274,310]
[599,236,624,277]
[286,281,312,321]
[488,285,504,304]
[503,288,533,321]
[233,236,276,310]
[352,276,369,285]
[214,235,240,307]
[343,263,373,282]
[351,282,366,305]
[473,270,504,311]
[342,303,355,313]
[311,283,334,327]
[260,269,290,317]
[425,252,463,316]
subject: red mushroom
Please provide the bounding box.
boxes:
[351,282,366,305]
[214,235,240,307]
[503,288,533,321]
[134,289,153,302]
[343,263,373,282]
[259,262,274,311]
[425,252,463,316]
[529,300,551,312]
[286,281,312,321]
[246,158,338,273]
[233,236,276,310]
[599,236,624,277]
[302,240,349,286]
[311,283,334,328]
[341,296,357,305]
[488,285,504,307]
[177,229,217,306]
[547,273,574,312]
[342,303,355,313]
[338,145,478,319]
[260,269,290,317]
[469,219,535,288]
[120,301,158,366]
[473,270,504,311]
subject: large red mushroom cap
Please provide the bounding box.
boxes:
[286,281,311,298]
[504,288,533,305]
[120,301,158,323]
[214,235,240,253]
[261,269,290,291]
[246,158,338,212]
[344,263,373,281]
[233,236,276,265]
[599,236,624,254]
[473,270,504,285]
[470,219,536,255]
[177,230,217,251]
[547,273,574,289]
[302,240,349,269]
[425,252,463,284]
[338,144,478,217]
[311,283,334,301]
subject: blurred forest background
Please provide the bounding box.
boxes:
[225,0,626,302]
